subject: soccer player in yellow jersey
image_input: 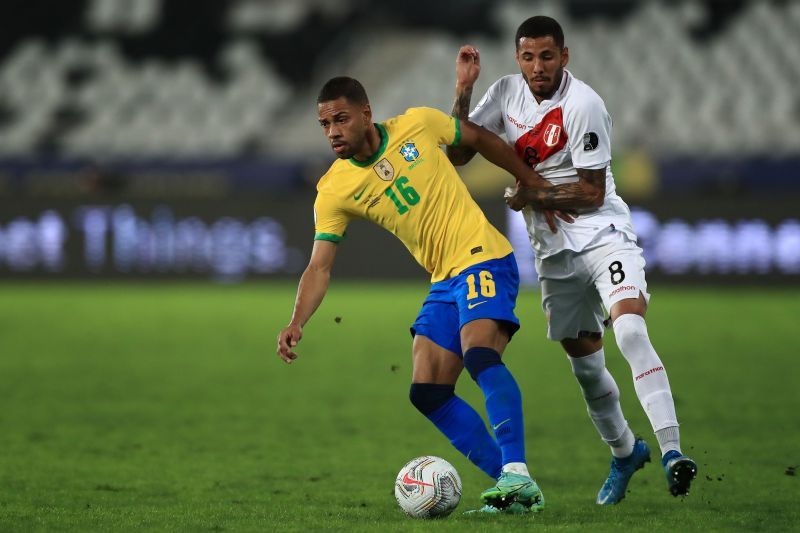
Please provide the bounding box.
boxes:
[276,77,554,513]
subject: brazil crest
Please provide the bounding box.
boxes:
[399,141,419,162]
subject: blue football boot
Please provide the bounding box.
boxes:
[662,450,698,496]
[596,438,651,505]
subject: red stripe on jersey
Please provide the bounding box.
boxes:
[513,107,567,168]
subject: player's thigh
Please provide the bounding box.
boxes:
[455,254,521,354]
[460,319,509,354]
[411,279,462,351]
[410,285,463,383]
[540,273,603,342]
[590,235,651,320]
[412,335,463,384]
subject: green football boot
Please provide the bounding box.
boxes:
[480,472,545,512]
[464,502,531,515]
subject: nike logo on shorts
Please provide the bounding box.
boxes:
[468,301,488,310]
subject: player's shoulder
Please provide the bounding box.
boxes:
[316,159,350,194]
[564,71,607,112]
[488,74,526,98]
[399,106,445,124]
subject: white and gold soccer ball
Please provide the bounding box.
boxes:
[394,456,462,518]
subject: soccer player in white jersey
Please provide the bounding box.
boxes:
[446,16,697,504]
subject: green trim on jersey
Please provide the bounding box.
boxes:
[349,123,389,168]
[314,232,344,243]
[451,117,461,146]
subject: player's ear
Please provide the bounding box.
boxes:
[561,46,569,68]
[362,103,372,124]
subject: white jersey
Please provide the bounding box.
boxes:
[470,70,637,259]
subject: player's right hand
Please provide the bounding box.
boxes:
[542,210,577,233]
[456,45,481,87]
[277,324,303,364]
[543,209,576,233]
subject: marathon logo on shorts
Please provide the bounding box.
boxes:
[635,366,664,381]
[608,285,637,298]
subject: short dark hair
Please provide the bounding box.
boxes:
[317,76,369,105]
[515,16,564,49]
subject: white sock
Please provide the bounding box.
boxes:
[569,349,634,458]
[656,426,681,456]
[502,462,530,477]
[613,314,680,449]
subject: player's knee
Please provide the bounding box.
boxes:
[568,352,605,384]
[463,347,503,381]
[409,383,455,416]
[612,313,650,350]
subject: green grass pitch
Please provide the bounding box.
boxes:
[1,282,798,531]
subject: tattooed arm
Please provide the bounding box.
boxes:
[446,45,479,166]
[506,167,606,211]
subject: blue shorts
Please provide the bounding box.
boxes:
[410,253,521,357]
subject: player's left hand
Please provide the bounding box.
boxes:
[277,324,303,364]
[504,185,528,212]
[456,45,481,88]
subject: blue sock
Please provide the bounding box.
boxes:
[410,384,502,479]
[464,347,526,467]
[428,396,503,479]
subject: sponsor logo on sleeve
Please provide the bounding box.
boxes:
[583,132,599,151]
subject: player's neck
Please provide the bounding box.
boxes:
[352,124,382,162]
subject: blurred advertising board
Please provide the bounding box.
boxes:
[0,194,798,282]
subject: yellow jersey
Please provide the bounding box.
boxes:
[314,107,512,282]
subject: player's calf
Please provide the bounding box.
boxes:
[567,348,635,459]
[409,382,502,479]
[613,314,683,456]
[463,347,526,468]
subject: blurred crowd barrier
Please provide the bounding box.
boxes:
[1,0,799,159]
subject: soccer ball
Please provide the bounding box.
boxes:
[394,456,462,518]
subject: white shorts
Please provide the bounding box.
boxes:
[536,227,650,341]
